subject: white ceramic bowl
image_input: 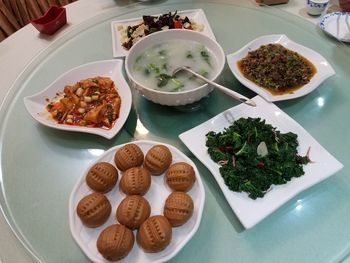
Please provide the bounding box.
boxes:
[125,29,225,106]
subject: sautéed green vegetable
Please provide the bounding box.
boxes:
[206,117,310,199]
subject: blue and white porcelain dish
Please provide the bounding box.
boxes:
[319,12,350,42]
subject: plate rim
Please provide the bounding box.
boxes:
[110,8,216,58]
[179,95,343,228]
[68,139,206,263]
[226,34,335,102]
[23,59,132,139]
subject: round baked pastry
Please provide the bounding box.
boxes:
[166,162,196,192]
[144,145,172,175]
[163,191,194,227]
[116,195,151,230]
[137,215,172,253]
[120,167,151,195]
[76,192,111,228]
[114,143,144,172]
[86,162,118,193]
[97,224,134,261]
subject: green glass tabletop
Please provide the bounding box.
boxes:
[1,1,350,262]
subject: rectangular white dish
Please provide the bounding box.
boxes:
[111,9,216,57]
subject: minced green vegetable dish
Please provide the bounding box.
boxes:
[206,117,310,199]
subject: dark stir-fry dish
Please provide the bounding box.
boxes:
[237,44,316,94]
[118,11,203,50]
[46,76,121,129]
[206,117,311,199]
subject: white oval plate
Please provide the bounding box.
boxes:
[226,34,335,102]
[319,12,350,42]
[179,96,343,229]
[23,60,132,139]
[69,140,205,263]
[111,9,216,58]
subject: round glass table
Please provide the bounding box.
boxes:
[1,1,350,262]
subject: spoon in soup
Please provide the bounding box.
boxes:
[172,66,256,107]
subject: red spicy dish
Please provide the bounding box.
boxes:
[46,76,121,129]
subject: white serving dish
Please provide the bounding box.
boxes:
[125,29,225,106]
[111,9,216,57]
[179,95,343,229]
[226,34,335,102]
[69,140,205,263]
[23,60,132,139]
[319,12,350,42]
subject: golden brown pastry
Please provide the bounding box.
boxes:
[116,195,151,230]
[137,215,172,253]
[114,143,144,171]
[86,162,118,193]
[144,145,172,175]
[97,224,134,261]
[166,162,196,192]
[76,192,111,228]
[120,167,151,195]
[163,191,194,227]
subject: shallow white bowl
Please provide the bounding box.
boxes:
[125,29,225,106]
[24,60,132,139]
[226,34,335,102]
[69,140,205,263]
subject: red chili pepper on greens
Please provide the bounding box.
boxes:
[174,21,182,28]
[257,161,265,169]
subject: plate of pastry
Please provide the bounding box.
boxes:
[69,140,205,263]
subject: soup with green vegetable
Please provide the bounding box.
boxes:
[132,40,217,92]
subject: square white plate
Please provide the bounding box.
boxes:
[24,60,132,139]
[226,34,335,102]
[179,96,343,229]
[111,9,216,57]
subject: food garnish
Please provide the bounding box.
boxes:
[46,76,121,129]
[206,117,311,199]
[237,44,316,95]
[117,11,204,50]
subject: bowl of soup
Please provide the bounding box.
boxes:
[125,29,225,106]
